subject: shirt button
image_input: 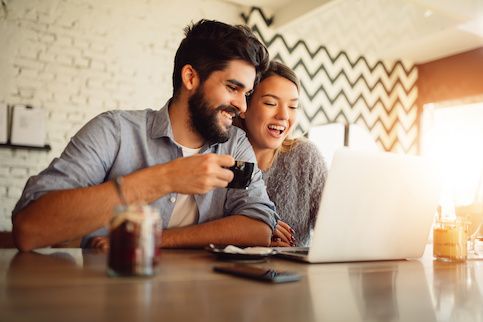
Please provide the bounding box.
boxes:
[169,196,176,203]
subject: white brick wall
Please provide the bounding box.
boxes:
[0,0,243,231]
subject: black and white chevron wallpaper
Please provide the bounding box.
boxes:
[242,8,418,153]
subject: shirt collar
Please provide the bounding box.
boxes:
[149,100,173,140]
[149,99,221,150]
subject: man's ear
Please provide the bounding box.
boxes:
[181,65,200,91]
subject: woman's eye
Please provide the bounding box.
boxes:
[289,106,299,110]
[264,101,276,106]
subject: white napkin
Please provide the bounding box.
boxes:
[222,245,274,255]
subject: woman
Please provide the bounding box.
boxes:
[238,61,328,247]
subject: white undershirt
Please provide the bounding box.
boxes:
[167,144,201,228]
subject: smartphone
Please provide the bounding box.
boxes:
[213,264,301,283]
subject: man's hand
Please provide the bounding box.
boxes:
[164,154,235,195]
[88,215,272,250]
[89,236,110,252]
[12,153,238,252]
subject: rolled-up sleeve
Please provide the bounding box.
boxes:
[223,132,278,231]
[12,111,120,217]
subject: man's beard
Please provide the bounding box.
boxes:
[188,88,237,144]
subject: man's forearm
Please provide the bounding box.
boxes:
[161,215,272,248]
[13,165,171,252]
[13,183,117,251]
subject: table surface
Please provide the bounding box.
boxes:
[0,246,481,322]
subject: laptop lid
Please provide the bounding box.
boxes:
[300,148,440,263]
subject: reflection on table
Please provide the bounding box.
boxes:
[0,246,481,322]
[431,260,483,321]
[307,260,437,322]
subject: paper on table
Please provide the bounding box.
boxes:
[0,102,7,144]
[223,245,275,255]
[10,104,46,147]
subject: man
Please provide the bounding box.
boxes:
[12,19,281,251]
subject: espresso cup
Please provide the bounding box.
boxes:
[227,161,254,189]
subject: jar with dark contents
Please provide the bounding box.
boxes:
[107,204,162,277]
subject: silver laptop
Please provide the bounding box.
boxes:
[276,148,441,263]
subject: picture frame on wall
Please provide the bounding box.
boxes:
[10,104,46,147]
[0,102,7,144]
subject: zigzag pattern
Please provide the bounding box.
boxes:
[243,7,419,153]
[281,0,435,61]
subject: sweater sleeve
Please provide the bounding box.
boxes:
[300,140,328,230]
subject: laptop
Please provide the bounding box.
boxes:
[276,148,441,263]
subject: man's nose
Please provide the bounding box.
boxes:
[231,93,247,114]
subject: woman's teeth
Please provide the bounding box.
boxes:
[268,124,286,135]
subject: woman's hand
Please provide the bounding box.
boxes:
[270,220,295,247]
[89,236,110,252]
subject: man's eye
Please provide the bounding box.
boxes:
[227,85,237,92]
[289,106,299,110]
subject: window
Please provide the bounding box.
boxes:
[421,100,483,207]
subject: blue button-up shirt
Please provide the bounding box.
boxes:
[13,102,278,246]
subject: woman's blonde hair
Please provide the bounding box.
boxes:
[244,60,301,155]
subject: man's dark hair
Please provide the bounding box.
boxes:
[172,19,269,98]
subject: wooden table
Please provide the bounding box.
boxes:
[0,246,481,322]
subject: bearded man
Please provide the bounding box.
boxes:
[12,20,279,251]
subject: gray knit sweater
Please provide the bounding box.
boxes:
[263,139,328,246]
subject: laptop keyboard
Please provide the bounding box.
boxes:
[274,247,309,255]
[288,249,309,255]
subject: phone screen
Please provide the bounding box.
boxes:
[213,264,301,283]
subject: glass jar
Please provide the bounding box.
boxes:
[433,218,467,262]
[107,204,162,277]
